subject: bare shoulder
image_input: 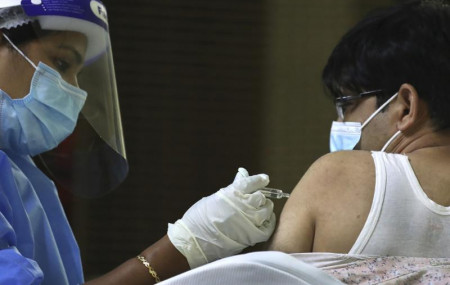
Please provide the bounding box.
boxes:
[291,150,375,205]
[305,150,374,191]
[268,150,375,253]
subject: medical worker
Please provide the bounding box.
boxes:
[0,1,275,284]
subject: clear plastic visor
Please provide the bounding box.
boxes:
[30,21,128,198]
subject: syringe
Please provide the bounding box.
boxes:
[258,187,290,199]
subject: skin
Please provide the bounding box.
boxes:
[268,83,450,253]
[86,236,190,285]
[0,31,87,98]
[0,30,189,284]
[5,27,449,284]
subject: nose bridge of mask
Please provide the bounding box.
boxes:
[361,92,398,129]
[3,33,38,70]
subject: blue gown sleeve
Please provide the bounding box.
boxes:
[0,154,44,284]
[0,247,43,285]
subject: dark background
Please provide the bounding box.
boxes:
[67,0,397,278]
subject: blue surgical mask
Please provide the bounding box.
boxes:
[329,92,400,152]
[0,35,87,156]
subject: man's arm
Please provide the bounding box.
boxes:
[267,151,375,253]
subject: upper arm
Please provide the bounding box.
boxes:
[266,173,316,252]
[267,151,375,253]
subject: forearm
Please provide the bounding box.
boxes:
[85,235,189,285]
[85,168,274,284]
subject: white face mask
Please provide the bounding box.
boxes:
[329,92,401,152]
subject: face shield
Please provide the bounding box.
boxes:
[0,0,128,198]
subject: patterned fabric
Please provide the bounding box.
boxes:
[322,256,450,284]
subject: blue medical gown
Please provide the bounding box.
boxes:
[0,150,84,284]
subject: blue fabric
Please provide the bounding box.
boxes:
[0,248,43,285]
[0,150,84,284]
[0,62,87,156]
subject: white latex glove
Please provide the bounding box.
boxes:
[167,167,276,268]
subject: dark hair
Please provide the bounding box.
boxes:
[2,21,52,47]
[322,0,450,129]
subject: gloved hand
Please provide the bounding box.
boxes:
[167,167,276,268]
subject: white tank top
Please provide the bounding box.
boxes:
[349,151,450,257]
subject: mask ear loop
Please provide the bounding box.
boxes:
[361,93,399,128]
[3,33,37,70]
[381,130,402,152]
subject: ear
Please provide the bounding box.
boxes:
[395,83,427,132]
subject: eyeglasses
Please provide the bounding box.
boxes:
[335,89,384,120]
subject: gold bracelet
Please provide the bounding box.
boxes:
[137,255,161,283]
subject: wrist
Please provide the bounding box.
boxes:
[136,255,160,283]
[140,235,190,281]
[167,220,209,268]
